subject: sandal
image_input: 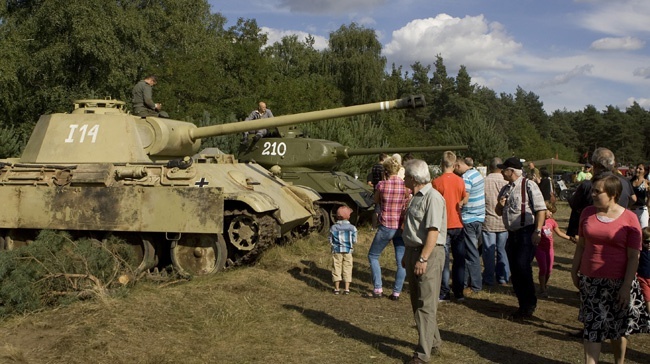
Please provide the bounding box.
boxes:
[364,291,382,298]
[343,290,350,295]
[333,289,340,295]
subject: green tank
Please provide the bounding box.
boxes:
[0,96,429,276]
[237,115,467,231]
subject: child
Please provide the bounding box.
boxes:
[535,201,570,298]
[329,206,357,295]
[639,228,650,313]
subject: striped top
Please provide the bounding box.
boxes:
[461,168,485,224]
[329,220,358,253]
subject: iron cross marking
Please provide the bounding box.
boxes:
[194,177,209,187]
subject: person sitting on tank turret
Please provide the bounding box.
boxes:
[242,101,274,144]
[132,75,169,118]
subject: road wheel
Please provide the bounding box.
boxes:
[171,234,228,277]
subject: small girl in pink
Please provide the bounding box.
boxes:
[535,202,570,297]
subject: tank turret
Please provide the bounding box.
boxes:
[19,95,424,164]
[0,96,427,277]
[237,120,467,232]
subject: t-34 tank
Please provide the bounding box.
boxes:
[238,130,467,230]
[0,96,428,276]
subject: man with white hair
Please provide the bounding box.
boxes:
[402,159,447,363]
[567,147,635,240]
[496,157,547,319]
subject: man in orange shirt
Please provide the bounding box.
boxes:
[432,151,468,301]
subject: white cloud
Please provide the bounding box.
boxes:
[535,65,594,88]
[626,97,650,109]
[278,0,386,14]
[579,0,650,35]
[633,67,650,79]
[383,14,522,71]
[260,27,329,50]
[590,36,645,51]
[356,16,377,27]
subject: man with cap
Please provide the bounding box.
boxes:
[496,157,547,319]
[576,164,593,182]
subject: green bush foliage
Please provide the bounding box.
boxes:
[0,231,137,317]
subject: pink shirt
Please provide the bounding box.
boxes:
[377,176,408,229]
[578,206,642,279]
[538,218,558,250]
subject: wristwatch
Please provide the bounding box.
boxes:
[418,256,428,263]
[534,229,542,234]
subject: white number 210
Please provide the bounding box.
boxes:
[65,124,100,143]
[262,141,287,156]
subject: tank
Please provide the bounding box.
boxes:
[238,132,467,230]
[0,96,426,276]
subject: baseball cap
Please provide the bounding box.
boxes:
[497,157,523,170]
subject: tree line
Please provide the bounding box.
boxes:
[1,0,649,176]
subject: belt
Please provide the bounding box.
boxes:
[406,245,445,250]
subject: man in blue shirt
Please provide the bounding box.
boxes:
[455,157,485,295]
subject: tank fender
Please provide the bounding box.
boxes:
[284,185,321,215]
[224,192,279,214]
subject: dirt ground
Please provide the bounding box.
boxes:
[0,202,649,364]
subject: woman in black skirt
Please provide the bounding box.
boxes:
[571,174,650,364]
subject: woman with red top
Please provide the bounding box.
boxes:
[571,174,650,364]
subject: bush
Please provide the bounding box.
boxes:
[0,231,137,317]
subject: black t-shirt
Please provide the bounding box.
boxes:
[371,163,384,190]
[538,178,552,201]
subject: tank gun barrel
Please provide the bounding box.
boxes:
[343,145,468,158]
[189,95,425,141]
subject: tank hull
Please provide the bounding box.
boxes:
[0,158,320,276]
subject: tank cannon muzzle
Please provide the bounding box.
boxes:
[189,95,426,141]
[395,94,426,109]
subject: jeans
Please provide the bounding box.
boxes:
[368,225,406,293]
[481,230,510,285]
[450,228,467,298]
[440,228,462,299]
[463,221,483,292]
[506,225,537,312]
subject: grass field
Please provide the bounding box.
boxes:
[1,202,649,364]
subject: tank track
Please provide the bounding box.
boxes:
[224,209,278,268]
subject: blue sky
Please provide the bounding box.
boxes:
[209,0,650,113]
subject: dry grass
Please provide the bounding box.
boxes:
[0,202,649,364]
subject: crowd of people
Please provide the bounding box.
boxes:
[327,148,650,364]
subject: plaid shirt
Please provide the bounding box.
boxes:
[483,172,508,232]
[377,175,408,229]
[329,220,358,253]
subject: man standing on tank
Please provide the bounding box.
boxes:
[132,75,169,118]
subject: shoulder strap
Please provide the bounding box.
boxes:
[521,177,527,227]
